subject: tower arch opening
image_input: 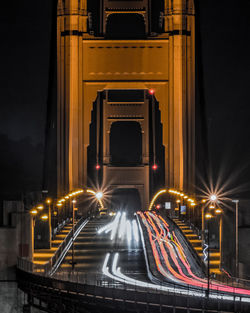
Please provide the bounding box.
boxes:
[110,121,142,166]
[105,13,146,39]
[111,188,142,214]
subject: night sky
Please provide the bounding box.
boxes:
[0,1,250,198]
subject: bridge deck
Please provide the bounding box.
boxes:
[55,216,149,283]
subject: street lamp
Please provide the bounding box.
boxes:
[201,195,217,245]
[69,199,77,270]
[210,194,217,202]
[41,214,49,221]
[176,200,181,218]
[56,202,63,224]
[232,199,239,278]
[205,212,212,297]
[204,207,223,297]
[95,191,103,200]
[46,199,52,247]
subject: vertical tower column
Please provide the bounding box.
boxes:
[166,0,195,191]
[57,0,87,195]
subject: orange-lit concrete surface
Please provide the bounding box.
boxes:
[33,224,72,265]
[56,0,195,196]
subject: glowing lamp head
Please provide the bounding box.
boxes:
[37,205,44,210]
[152,164,158,170]
[215,208,222,214]
[46,199,51,204]
[30,209,38,215]
[96,164,101,170]
[210,194,217,202]
[95,191,103,200]
[41,214,48,221]
[205,213,213,219]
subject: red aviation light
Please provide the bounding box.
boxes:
[149,89,155,95]
[152,164,158,170]
[96,164,101,170]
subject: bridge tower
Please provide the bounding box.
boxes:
[57,0,195,206]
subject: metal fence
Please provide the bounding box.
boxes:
[17,268,250,313]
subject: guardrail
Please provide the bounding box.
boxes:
[167,216,207,275]
[17,217,89,276]
[17,268,250,313]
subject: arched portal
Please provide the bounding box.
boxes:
[87,89,165,209]
[110,121,142,166]
[111,188,142,215]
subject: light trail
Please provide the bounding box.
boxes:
[103,252,205,298]
[126,220,132,244]
[132,220,139,243]
[98,223,113,234]
[99,212,250,303]
[139,211,250,297]
[110,211,121,240]
[118,212,126,239]
[102,253,250,304]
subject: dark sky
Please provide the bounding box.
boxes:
[0,0,250,197]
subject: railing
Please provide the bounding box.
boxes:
[213,271,250,290]
[17,217,89,276]
[49,217,89,276]
[17,269,250,313]
[168,216,207,275]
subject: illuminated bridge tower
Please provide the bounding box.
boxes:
[57,0,195,206]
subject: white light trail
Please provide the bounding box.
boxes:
[132,220,139,243]
[98,223,113,234]
[102,253,250,304]
[126,220,132,244]
[110,211,121,240]
[104,253,204,298]
[118,212,126,239]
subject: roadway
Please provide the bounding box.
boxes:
[56,212,149,285]
[54,210,250,305]
[139,211,250,299]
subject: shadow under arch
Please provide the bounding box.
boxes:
[105,13,146,39]
[110,121,142,166]
[111,188,142,215]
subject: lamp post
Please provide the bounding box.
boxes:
[46,199,52,248]
[215,208,223,270]
[205,212,212,297]
[201,199,207,245]
[202,194,217,246]
[70,199,77,270]
[232,199,239,278]
[176,200,181,219]
[204,207,222,297]
[30,209,38,260]
[56,202,63,225]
